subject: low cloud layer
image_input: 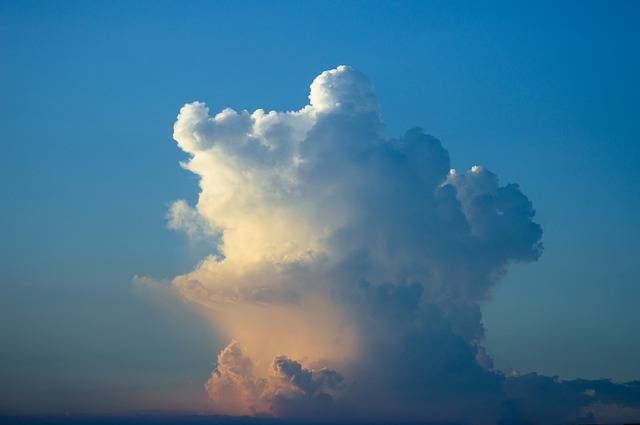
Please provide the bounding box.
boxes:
[161,66,640,424]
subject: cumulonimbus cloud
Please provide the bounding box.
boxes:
[161,65,640,424]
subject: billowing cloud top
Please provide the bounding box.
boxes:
[163,66,640,424]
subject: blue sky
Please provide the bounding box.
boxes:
[1,0,639,416]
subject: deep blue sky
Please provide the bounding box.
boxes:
[1,0,639,415]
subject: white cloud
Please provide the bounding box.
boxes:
[167,199,217,240]
[157,65,640,424]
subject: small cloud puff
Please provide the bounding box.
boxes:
[205,341,345,419]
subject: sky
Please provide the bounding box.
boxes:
[1,0,640,423]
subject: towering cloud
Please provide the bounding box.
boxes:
[164,66,640,424]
